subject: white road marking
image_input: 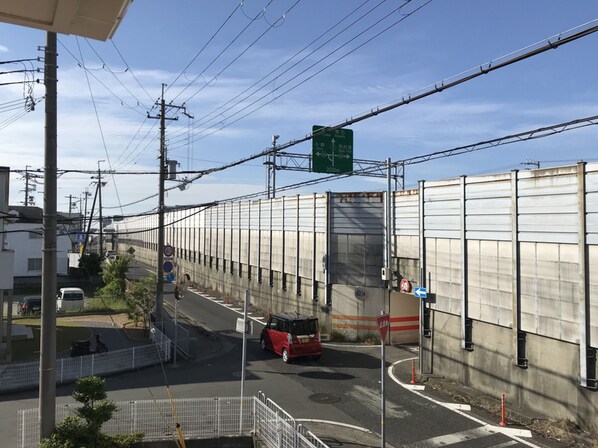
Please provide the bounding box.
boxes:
[443,403,471,411]
[491,441,518,448]
[352,384,411,419]
[295,419,373,433]
[403,425,496,447]
[388,358,536,446]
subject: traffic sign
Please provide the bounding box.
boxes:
[414,287,428,299]
[75,233,86,242]
[163,260,174,273]
[377,313,390,341]
[165,272,175,283]
[163,244,174,257]
[312,125,353,174]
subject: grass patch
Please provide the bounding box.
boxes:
[10,318,90,362]
[86,296,128,313]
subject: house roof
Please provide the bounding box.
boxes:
[8,205,73,224]
[0,0,131,41]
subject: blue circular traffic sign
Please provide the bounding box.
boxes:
[163,260,174,273]
[165,272,175,283]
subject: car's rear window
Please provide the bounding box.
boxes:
[289,319,318,335]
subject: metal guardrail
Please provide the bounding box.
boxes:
[155,315,191,357]
[18,395,329,448]
[1,326,171,393]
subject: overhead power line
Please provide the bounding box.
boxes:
[95,112,598,210]
[167,0,383,148]
[162,19,598,196]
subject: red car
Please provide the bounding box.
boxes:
[260,313,322,363]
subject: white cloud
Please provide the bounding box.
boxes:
[0,44,8,52]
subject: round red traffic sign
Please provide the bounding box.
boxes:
[163,244,174,257]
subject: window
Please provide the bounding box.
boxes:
[28,258,42,271]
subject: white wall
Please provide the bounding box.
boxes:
[6,223,70,277]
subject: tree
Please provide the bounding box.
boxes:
[79,253,102,278]
[125,274,156,332]
[99,256,131,301]
[39,376,142,448]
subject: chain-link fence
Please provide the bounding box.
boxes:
[1,325,170,393]
[18,394,328,448]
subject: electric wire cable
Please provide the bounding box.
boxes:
[184,0,431,144]
[178,0,301,106]
[170,0,276,103]
[85,38,150,109]
[59,39,148,116]
[111,39,157,105]
[166,0,243,101]
[76,37,129,227]
[167,0,380,149]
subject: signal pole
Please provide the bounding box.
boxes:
[148,84,189,323]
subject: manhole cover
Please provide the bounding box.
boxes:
[309,393,340,404]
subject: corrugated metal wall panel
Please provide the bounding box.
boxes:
[587,168,598,245]
[428,238,462,315]
[589,245,598,347]
[271,198,284,230]
[517,170,579,244]
[270,231,282,271]
[330,193,383,235]
[465,176,511,239]
[393,190,419,236]
[520,242,579,343]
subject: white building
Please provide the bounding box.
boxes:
[6,206,74,277]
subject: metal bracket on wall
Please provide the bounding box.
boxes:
[423,306,432,338]
[586,347,598,390]
[517,331,529,368]
[464,318,474,351]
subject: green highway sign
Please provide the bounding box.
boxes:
[312,125,354,174]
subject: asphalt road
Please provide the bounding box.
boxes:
[0,272,572,448]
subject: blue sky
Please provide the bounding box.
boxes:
[1,0,597,216]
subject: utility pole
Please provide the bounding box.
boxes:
[24,165,30,206]
[83,188,91,232]
[98,160,104,257]
[148,84,189,323]
[39,30,57,442]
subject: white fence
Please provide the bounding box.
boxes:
[18,394,329,448]
[0,326,171,393]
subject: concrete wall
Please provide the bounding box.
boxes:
[423,311,597,431]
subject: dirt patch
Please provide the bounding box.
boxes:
[422,376,597,447]
[57,313,132,327]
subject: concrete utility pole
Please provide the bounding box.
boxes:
[24,165,30,206]
[98,160,104,256]
[148,84,188,323]
[39,30,58,441]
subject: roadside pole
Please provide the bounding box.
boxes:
[240,289,249,433]
[377,312,390,448]
[174,295,178,367]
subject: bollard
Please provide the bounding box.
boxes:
[499,393,507,427]
[410,359,416,384]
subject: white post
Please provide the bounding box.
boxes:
[240,289,249,434]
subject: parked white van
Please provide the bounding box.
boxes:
[57,287,85,311]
